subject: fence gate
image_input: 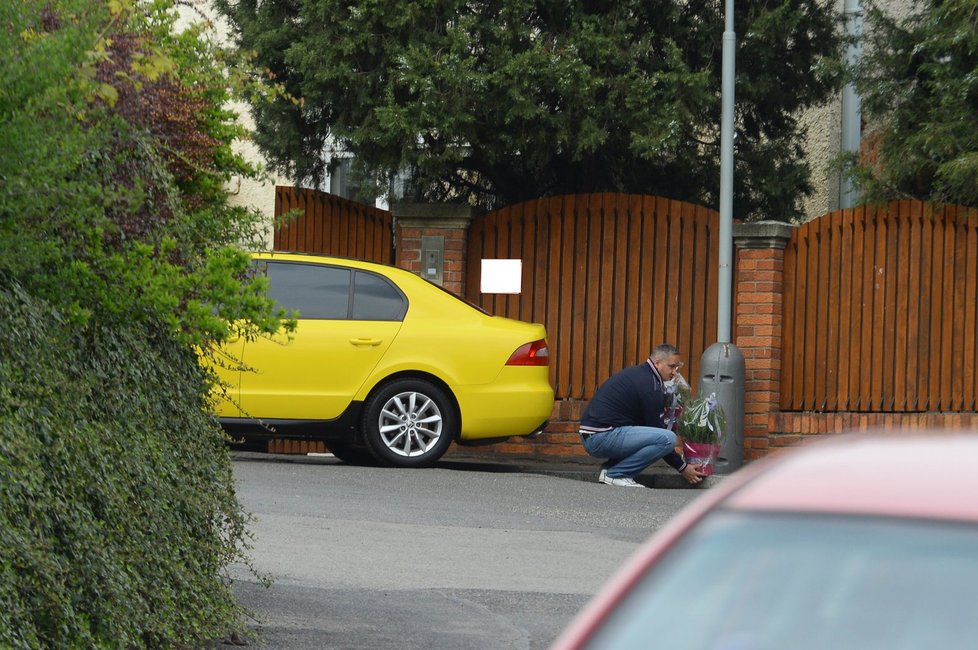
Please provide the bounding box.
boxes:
[273,186,394,263]
[465,193,722,400]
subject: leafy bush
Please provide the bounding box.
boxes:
[0,0,289,645]
[0,281,249,648]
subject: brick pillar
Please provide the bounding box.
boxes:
[732,221,794,461]
[390,204,481,294]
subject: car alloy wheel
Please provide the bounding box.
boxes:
[362,378,456,467]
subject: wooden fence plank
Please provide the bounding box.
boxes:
[486,205,505,316]
[612,193,630,370]
[309,191,322,254]
[519,199,544,323]
[823,213,840,410]
[652,197,671,355]
[952,205,967,410]
[595,194,615,385]
[927,206,944,410]
[789,224,811,410]
[703,204,719,380]
[941,204,956,409]
[506,200,525,318]
[857,209,876,409]
[815,214,831,410]
[677,201,696,366]
[869,206,887,410]
[918,210,935,409]
[570,195,589,397]
[624,194,643,366]
[801,222,822,411]
[780,229,799,409]
[550,198,571,396]
[835,209,854,410]
[881,205,899,410]
[905,205,922,409]
[893,201,912,410]
[638,196,657,367]
[847,209,865,410]
[664,199,683,348]
[965,208,978,411]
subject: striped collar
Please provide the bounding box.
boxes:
[646,357,663,386]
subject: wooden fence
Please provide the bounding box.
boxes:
[465,194,721,400]
[274,186,394,263]
[781,201,978,412]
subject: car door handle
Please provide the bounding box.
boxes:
[349,338,383,347]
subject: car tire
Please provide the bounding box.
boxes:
[325,440,378,466]
[361,379,457,468]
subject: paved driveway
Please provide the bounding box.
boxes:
[228,453,705,649]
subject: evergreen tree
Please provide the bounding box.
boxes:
[850,0,978,208]
[216,0,843,221]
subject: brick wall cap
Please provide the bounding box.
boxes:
[391,203,483,229]
[733,221,795,249]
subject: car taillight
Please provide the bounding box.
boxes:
[506,339,550,366]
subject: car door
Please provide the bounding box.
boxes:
[238,260,406,420]
[205,335,246,417]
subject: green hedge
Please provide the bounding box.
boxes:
[0,280,248,648]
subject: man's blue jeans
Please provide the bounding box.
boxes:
[581,426,677,479]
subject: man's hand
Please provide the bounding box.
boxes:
[681,463,709,485]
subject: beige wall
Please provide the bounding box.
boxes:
[797,0,915,221]
[177,1,287,249]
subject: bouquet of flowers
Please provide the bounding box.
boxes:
[678,393,727,475]
[663,372,692,433]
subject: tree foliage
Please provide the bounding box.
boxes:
[0,0,285,343]
[849,0,978,208]
[217,0,843,220]
[0,0,287,645]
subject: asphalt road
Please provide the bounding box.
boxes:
[228,453,705,649]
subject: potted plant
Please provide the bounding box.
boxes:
[678,393,727,476]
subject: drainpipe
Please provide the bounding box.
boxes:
[840,0,863,209]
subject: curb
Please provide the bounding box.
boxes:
[231,450,724,489]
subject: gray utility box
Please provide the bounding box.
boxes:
[699,342,745,474]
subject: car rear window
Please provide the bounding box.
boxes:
[583,511,978,650]
[352,270,407,320]
[263,260,406,321]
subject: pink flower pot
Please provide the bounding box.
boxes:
[683,441,720,476]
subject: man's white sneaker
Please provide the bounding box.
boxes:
[601,476,644,488]
[597,469,607,483]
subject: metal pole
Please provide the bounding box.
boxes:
[700,0,745,474]
[717,0,735,342]
[840,0,863,209]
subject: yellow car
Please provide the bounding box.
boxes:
[212,252,554,467]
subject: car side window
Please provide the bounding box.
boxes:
[352,270,407,321]
[265,261,351,319]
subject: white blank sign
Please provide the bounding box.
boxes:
[480,259,522,294]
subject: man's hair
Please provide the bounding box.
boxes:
[650,343,680,361]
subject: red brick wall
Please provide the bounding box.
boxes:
[395,226,468,294]
[735,244,787,461]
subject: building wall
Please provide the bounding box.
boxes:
[798,0,915,220]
